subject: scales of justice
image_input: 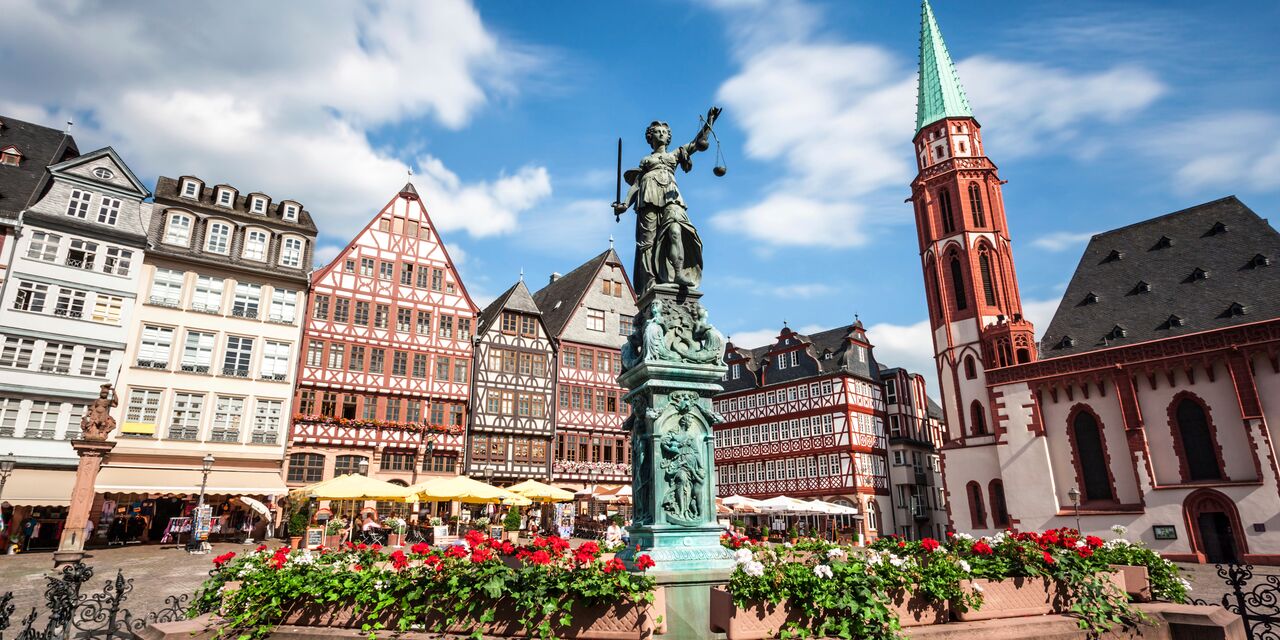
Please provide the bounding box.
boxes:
[610,106,735,638]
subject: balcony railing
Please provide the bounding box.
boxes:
[65,256,93,269]
[25,428,56,439]
[267,314,295,325]
[53,309,84,319]
[209,429,240,443]
[148,295,180,308]
[190,302,221,315]
[230,307,258,320]
[250,431,278,445]
[167,428,200,441]
[38,365,70,375]
[221,367,250,378]
[260,373,287,382]
[180,363,211,374]
[136,359,168,369]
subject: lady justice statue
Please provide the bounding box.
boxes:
[612,106,721,294]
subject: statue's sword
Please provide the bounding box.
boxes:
[612,137,622,222]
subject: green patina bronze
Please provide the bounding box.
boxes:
[916,0,972,134]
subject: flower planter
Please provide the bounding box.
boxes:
[1109,564,1151,602]
[886,589,948,627]
[954,577,1058,621]
[709,587,946,638]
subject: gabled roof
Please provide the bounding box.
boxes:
[478,278,541,334]
[532,248,622,338]
[925,396,944,419]
[48,146,151,198]
[916,0,973,134]
[723,321,882,386]
[1041,196,1280,358]
[153,175,317,234]
[0,115,78,215]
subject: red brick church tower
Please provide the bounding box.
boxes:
[912,0,1036,446]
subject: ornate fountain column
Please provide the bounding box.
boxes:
[53,384,118,567]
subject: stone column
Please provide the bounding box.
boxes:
[617,284,734,640]
[52,439,116,567]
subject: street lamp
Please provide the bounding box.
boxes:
[357,457,369,476]
[1067,486,1081,532]
[188,453,214,553]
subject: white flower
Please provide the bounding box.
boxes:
[992,531,1008,545]
[783,542,793,548]
[972,583,984,593]
[826,548,846,560]
[743,561,765,577]
[1111,525,1128,537]
[865,551,884,566]
[734,548,753,565]
[1180,578,1193,592]
[889,555,906,568]
[953,532,974,542]
[813,564,833,579]
[958,559,971,573]
[1075,540,1087,548]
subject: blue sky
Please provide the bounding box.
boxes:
[3,0,1278,389]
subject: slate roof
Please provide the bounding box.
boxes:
[152,175,318,234]
[926,396,944,419]
[723,320,882,388]
[532,248,620,338]
[478,279,541,334]
[0,115,78,216]
[1040,196,1280,358]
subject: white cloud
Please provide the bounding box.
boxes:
[0,0,549,242]
[1022,298,1062,340]
[726,328,782,350]
[1030,230,1098,252]
[709,2,1163,249]
[865,319,938,391]
[1141,111,1280,193]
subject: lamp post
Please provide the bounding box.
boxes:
[1068,486,1082,532]
[189,453,215,553]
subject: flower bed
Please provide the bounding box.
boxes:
[717,527,1188,639]
[191,532,658,639]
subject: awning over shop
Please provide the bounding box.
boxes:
[2,468,75,506]
[95,466,287,497]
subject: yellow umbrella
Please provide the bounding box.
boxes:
[507,479,575,503]
[289,474,414,501]
[409,475,532,505]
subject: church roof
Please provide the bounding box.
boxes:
[478,278,541,334]
[916,0,973,134]
[1040,196,1280,358]
[532,248,621,338]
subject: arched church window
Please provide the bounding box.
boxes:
[964,355,977,379]
[967,481,987,529]
[939,189,956,234]
[970,400,987,435]
[979,250,998,306]
[1072,409,1113,501]
[949,255,968,311]
[925,262,942,316]
[968,182,986,227]
[1175,396,1222,481]
[989,480,1010,528]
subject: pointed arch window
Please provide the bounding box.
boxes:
[989,480,1010,528]
[968,182,986,227]
[964,355,977,380]
[967,481,987,529]
[1071,409,1113,501]
[925,261,942,316]
[978,249,998,306]
[949,255,968,310]
[938,189,956,234]
[1174,396,1222,481]
[970,400,987,435]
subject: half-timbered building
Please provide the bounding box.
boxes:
[913,0,1280,564]
[880,367,947,540]
[466,278,555,483]
[712,321,893,542]
[285,183,479,497]
[533,248,638,491]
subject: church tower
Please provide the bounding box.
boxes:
[911,0,1036,445]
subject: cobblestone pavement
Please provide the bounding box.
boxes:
[0,542,250,624]
[1175,561,1280,606]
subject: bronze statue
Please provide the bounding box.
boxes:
[613,107,721,294]
[80,384,118,440]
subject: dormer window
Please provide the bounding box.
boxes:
[0,146,21,166]
[243,229,268,261]
[250,196,267,214]
[215,188,236,208]
[1187,267,1209,282]
[180,179,201,199]
[1205,221,1229,236]
[280,236,304,268]
[282,203,299,222]
[1248,254,1271,269]
[92,167,114,180]
[1130,280,1152,294]
[1080,291,1100,306]
[1057,335,1076,349]
[1164,314,1185,328]
[1151,235,1174,250]
[1107,325,1128,340]
[1223,302,1247,318]
[164,213,192,245]
[205,221,232,254]
[1102,249,1124,263]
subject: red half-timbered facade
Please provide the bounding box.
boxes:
[713,322,893,541]
[533,249,638,490]
[285,183,479,490]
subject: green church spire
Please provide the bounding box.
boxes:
[916,0,973,134]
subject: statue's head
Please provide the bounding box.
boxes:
[99,384,112,398]
[645,121,671,149]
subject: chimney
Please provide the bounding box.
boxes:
[549,272,562,283]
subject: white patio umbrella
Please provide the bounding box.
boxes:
[756,496,821,513]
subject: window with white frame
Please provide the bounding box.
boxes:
[164,213,192,245]
[102,247,132,276]
[222,336,254,376]
[14,281,48,312]
[96,196,121,225]
[191,276,223,313]
[149,268,183,306]
[327,343,345,369]
[138,325,174,366]
[26,401,59,438]
[0,397,19,437]
[181,180,200,199]
[126,388,162,425]
[181,331,215,372]
[168,392,204,440]
[282,203,299,221]
[261,341,290,379]
[0,338,36,369]
[892,450,905,466]
[280,237,303,268]
[586,308,605,332]
[93,297,124,327]
[216,188,235,208]
[777,354,787,370]
[269,288,296,323]
[66,189,92,218]
[205,221,231,254]
[885,378,897,404]
[250,196,267,214]
[306,340,323,367]
[39,342,73,374]
[242,229,268,261]
[210,396,244,442]
[27,231,60,262]
[80,347,111,378]
[889,414,900,437]
[54,288,87,319]
[252,399,282,444]
[66,239,97,270]
[231,283,260,318]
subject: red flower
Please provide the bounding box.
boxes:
[500,541,515,555]
[578,541,600,557]
[465,529,485,549]
[1076,546,1094,559]
[946,531,955,538]
[1042,551,1055,565]
[1085,536,1104,548]
[213,551,236,567]
[357,543,368,551]
[255,544,268,552]
[530,550,552,565]
[971,541,993,555]
[548,536,570,553]
[471,547,494,563]
[390,550,409,570]
[635,554,656,570]
[446,545,468,559]
[411,542,431,555]
[921,538,940,552]
[602,557,627,574]
[897,541,906,549]
[371,543,382,552]
[353,564,364,571]
[423,554,441,566]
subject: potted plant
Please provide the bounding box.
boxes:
[324,517,348,546]
[503,509,522,543]
[761,526,771,542]
[430,517,448,542]
[383,516,407,547]
[287,509,309,549]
